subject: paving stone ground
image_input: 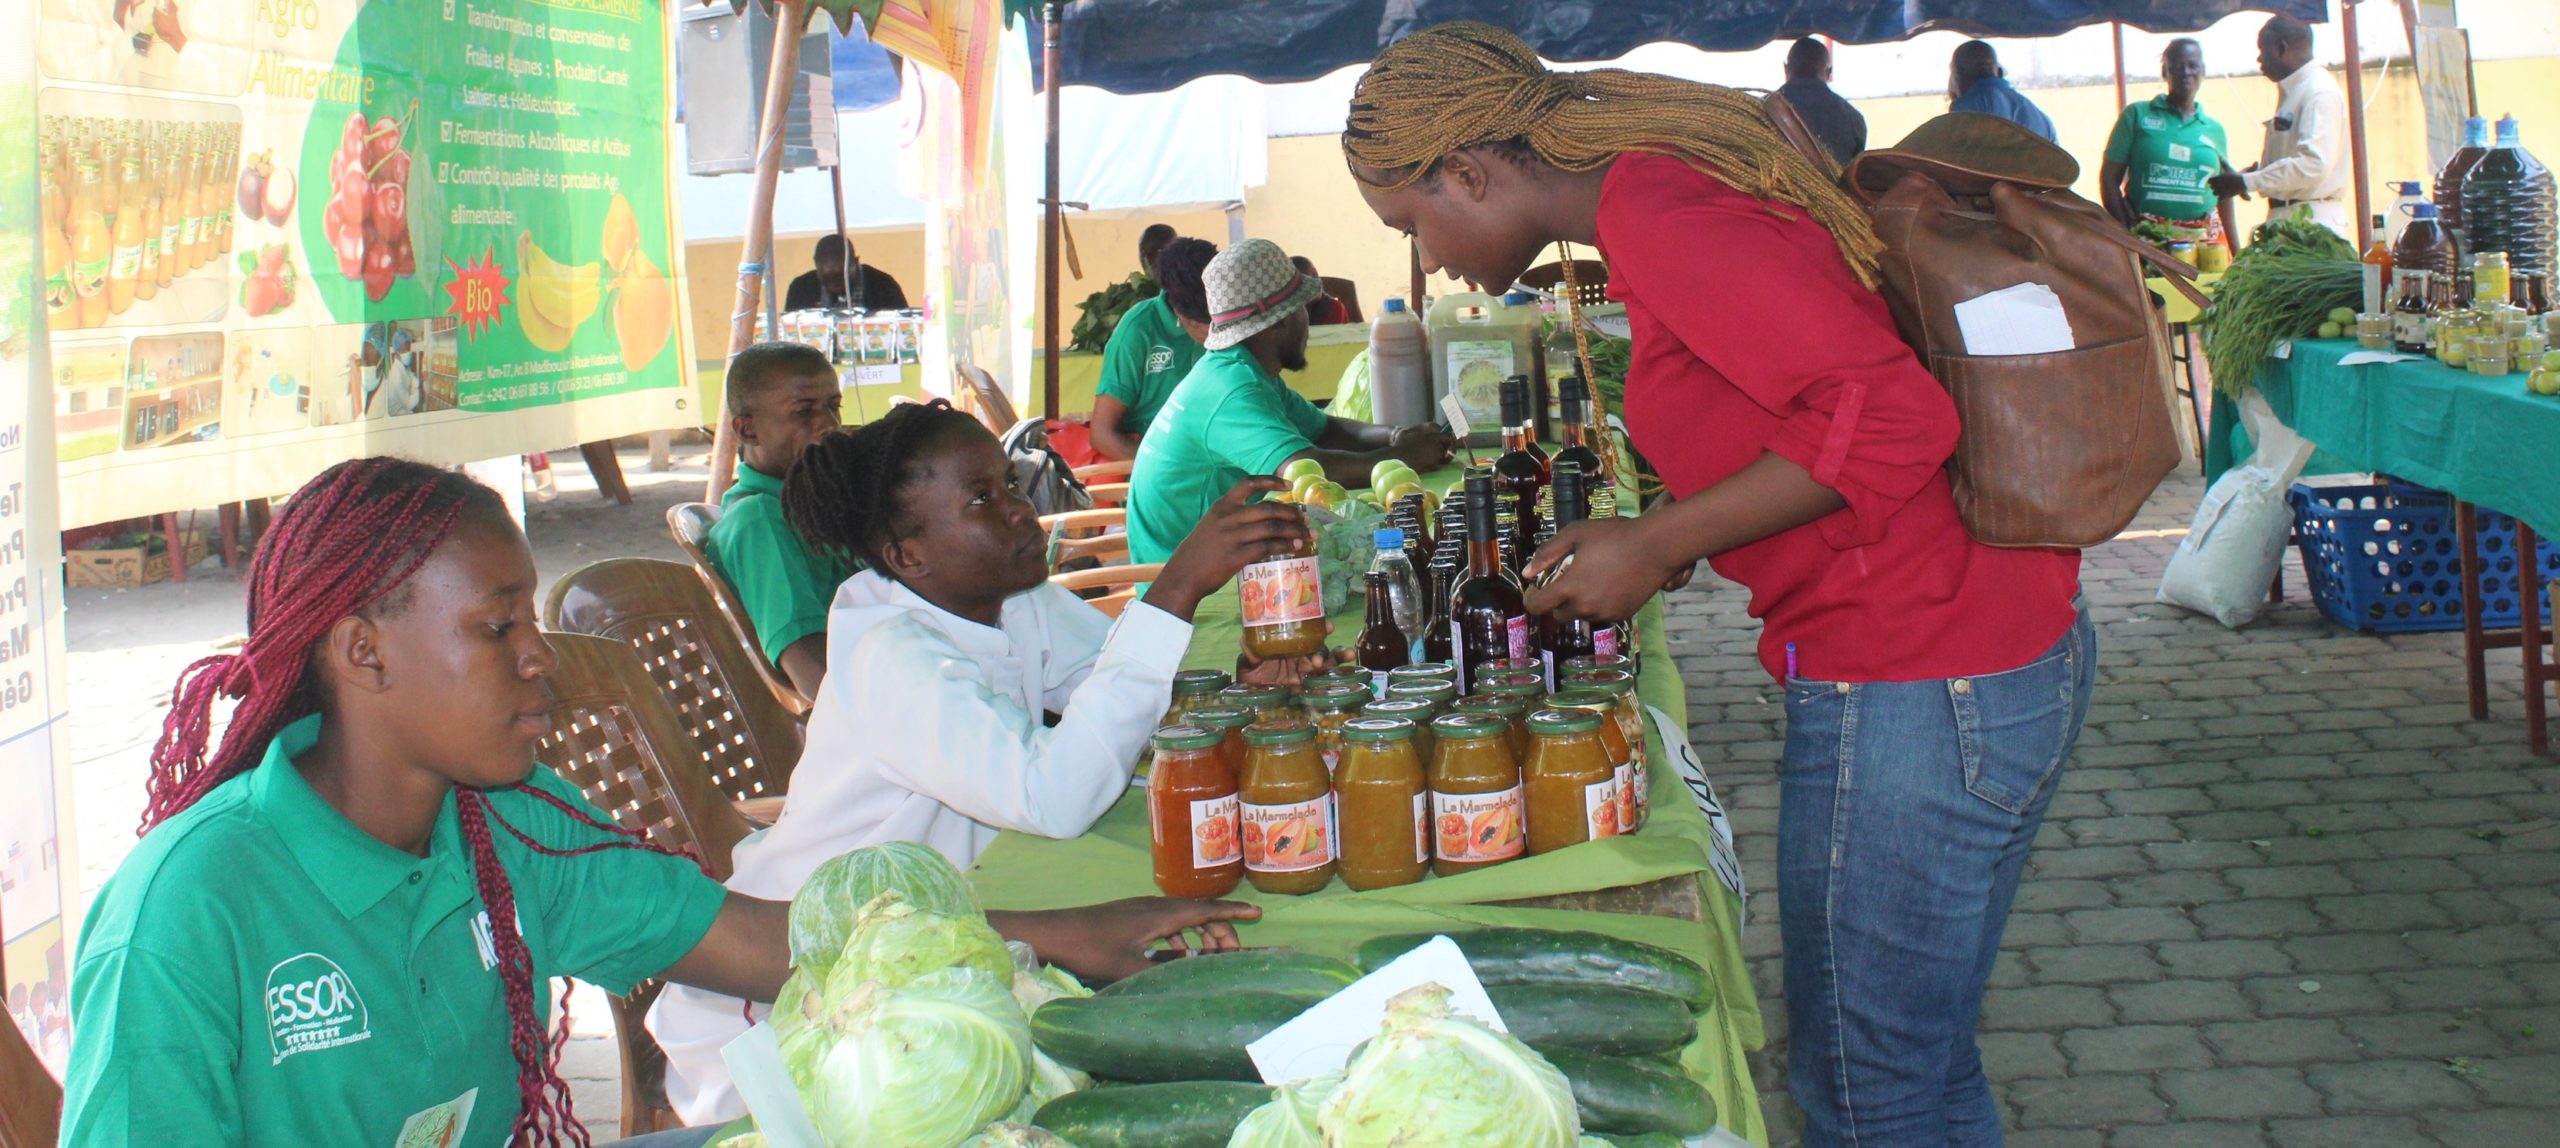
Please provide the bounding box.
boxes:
[1665,470,2560,1147]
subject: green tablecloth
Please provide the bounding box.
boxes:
[966,460,1769,1146]
[2206,339,2560,535]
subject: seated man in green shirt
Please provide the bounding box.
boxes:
[2101,38,2241,253]
[1128,238,1455,564]
[711,341,853,696]
[1090,237,1217,460]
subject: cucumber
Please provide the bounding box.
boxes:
[1032,1081,1274,1148]
[1540,1048,1719,1138]
[1353,928,1711,1008]
[1032,991,1310,1082]
[1489,983,1696,1057]
[1092,949,1360,1001]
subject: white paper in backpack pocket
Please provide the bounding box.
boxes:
[1246,935,1505,1085]
[1953,282,2076,356]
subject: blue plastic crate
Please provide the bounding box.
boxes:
[2288,480,2560,633]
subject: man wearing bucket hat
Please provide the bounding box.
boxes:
[1127,239,1456,565]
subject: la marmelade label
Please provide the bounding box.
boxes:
[1434,785,1524,863]
[1242,795,1334,872]
[1239,555,1323,627]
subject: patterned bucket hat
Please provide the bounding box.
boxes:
[1203,238,1324,351]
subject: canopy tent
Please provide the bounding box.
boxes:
[1043,0,2329,95]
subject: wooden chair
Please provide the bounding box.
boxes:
[0,1002,59,1148]
[1320,276,1365,324]
[955,364,1018,436]
[547,557,806,825]
[1519,259,1610,307]
[534,633,757,1138]
[1071,459,1133,484]
[1050,562,1162,619]
[1042,507,1128,573]
[665,503,814,717]
[1084,481,1130,510]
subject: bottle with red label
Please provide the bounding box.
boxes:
[1239,720,1337,894]
[1240,521,1327,660]
[1147,724,1243,898]
[1449,468,1529,693]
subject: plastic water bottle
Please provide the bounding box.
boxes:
[1368,298,1432,428]
[2461,115,2557,279]
[1369,528,1426,662]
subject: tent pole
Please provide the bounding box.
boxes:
[2111,22,2128,112]
[1043,1,1064,423]
[1408,240,1424,311]
[2341,0,2375,250]
[708,0,813,503]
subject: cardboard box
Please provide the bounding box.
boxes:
[67,531,209,588]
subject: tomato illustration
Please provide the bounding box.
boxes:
[1241,819,1267,865]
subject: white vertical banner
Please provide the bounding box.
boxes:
[2,0,81,1076]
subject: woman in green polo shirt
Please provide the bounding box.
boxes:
[2101,38,2242,256]
[59,458,1254,1147]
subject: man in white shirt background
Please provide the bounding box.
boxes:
[2210,15,2351,241]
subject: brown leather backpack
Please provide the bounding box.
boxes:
[1766,102,2206,548]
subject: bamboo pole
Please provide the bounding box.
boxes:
[2341,0,2376,250]
[2111,22,2128,112]
[706,0,813,503]
[1042,2,1064,422]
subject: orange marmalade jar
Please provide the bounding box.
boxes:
[1240,534,1328,658]
[1426,712,1523,876]
[1302,681,1372,775]
[1548,688,1636,836]
[1362,698,1439,765]
[1334,717,1429,891]
[1523,707,1619,855]
[1564,669,1648,831]
[1219,683,1302,726]
[1187,704,1257,778]
[1148,724,1242,897]
[1453,693,1533,763]
[1239,720,1337,894]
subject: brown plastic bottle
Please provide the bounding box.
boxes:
[1427,711,1523,876]
[1334,717,1429,890]
[1148,725,1243,898]
[1239,720,1337,894]
[1522,707,1620,854]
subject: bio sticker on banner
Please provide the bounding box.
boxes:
[1247,935,1506,1084]
[1242,795,1332,873]
[1239,554,1323,628]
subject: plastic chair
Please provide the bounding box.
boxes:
[547,557,807,819]
[1042,507,1129,573]
[533,632,755,1137]
[1050,562,1162,619]
[1071,459,1133,484]
[1084,481,1131,510]
[956,364,1018,436]
[1519,259,1610,307]
[1320,277,1365,324]
[0,1005,59,1148]
[665,503,815,718]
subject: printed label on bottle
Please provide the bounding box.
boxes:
[2394,310,2430,347]
[1444,339,1515,431]
[1585,776,1623,839]
[180,215,201,246]
[1613,763,1636,832]
[1504,614,1531,659]
[110,241,143,280]
[72,254,107,297]
[1632,758,1650,818]
[1239,555,1324,627]
[140,235,161,271]
[1371,670,1392,700]
[1243,796,1334,872]
[43,267,68,312]
[1413,791,1431,864]
[1594,628,1621,657]
[1190,794,1240,869]
[1432,785,1525,864]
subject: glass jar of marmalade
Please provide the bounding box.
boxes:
[1241,533,1328,659]
[1522,707,1618,854]
[1148,724,1242,897]
[1564,667,1648,830]
[1426,712,1523,876]
[1453,692,1533,764]
[1302,681,1372,775]
[1186,704,1257,778]
[1547,687,1636,836]
[1219,683,1302,726]
[1334,717,1429,890]
[1363,697,1440,764]
[1238,720,1337,894]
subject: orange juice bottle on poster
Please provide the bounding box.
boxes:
[39,124,65,235]
[176,131,205,272]
[107,155,146,315]
[156,141,182,289]
[70,158,111,329]
[43,214,71,324]
[211,129,234,253]
[135,175,163,303]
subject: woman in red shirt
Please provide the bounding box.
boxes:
[1345,23,2092,1147]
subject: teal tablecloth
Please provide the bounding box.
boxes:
[2206,339,2560,535]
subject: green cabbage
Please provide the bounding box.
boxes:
[1319,984,1581,1148]
[791,843,982,975]
[792,967,1033,1148]
[713,1133,769,1148]
[1005,941,1093,1011]
[832,893,1014,991]
[1226,1072,1337,1148]
[1010,1048,1090,1124]
[962,1123,1078,1147]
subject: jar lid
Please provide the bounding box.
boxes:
[1479,673,1545,699]
[1363,698,1436,720]
[1302,664,1366,683]
[1389,662,1456,681]
[1561,654,1632,673]
[1546,688,1616,712]
[1565,668,1635,696]
[1480,657,1542,674]
[1243,719,1319,746]
[1527,707,1604,735]
[1342,716,1417,743]
[1454,693,1527,716]
[1220,683,1288,707]
[1429,712,1509,739]
[1153,723,1228,751]
[1172,669,1234,696]
[1187,704,1256,731]
[1300,681,1374,711]
[1388,680,1460,704]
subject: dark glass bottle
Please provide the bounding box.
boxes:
[1536,462,1599,690]
[1493,376,1547,571]
[1450,469,1530,693]
[1421,557,1456,664]
[1553,375,1608,515]
[1355,571,1411,696]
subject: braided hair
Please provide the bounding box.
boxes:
[144,456,674,1148]
[1152,237,1219,325]
[780,398,983,574]
[1342,21,1882,286]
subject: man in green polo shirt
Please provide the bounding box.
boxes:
[712,341,853,696]
[1128,239,1454,564]
[1090,237,1217,460]
[2101,38,2241,254]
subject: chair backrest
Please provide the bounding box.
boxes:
[547,558,808,806]
[1071,458,1133,484]
[1320,276,1365,324]
[955,364,1018,435]
[1042,507,1129,573]
[1083,481,1130,510]
[0,1005,59,1148]
[1050,562,1163,619]
[665,503,813,717]
[533,632,751,1139]
[1519,259,1610,307]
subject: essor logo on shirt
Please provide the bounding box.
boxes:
[264,952,373,1065]
[1146,345,1174,373]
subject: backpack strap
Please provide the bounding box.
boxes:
[1757,91,1843,183]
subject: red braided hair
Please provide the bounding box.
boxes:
[142,457,687,1148]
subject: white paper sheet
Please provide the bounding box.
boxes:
[721,1022,827,1148]
[1952,282,2076,357]
[2335,349,2427,366]
[1246,936,1505,1084]
[1439,393,1474,441]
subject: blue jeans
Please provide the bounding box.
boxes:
[1778,606,2095,1147]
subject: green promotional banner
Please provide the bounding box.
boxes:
[37,0,693,527]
